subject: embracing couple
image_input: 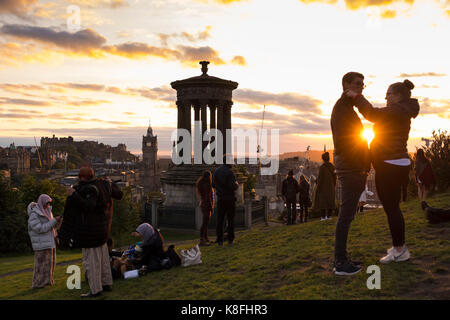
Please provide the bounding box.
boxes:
[331,72,420,275]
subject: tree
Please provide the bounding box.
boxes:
[0,175,29,253]
[423,130,450,192]
[111,186,141,245]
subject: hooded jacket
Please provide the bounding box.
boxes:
[355,96,420,163]
[58,178,123,248]
[27,202,57,251]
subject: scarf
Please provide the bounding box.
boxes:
[37,194,56,237]
[136,223,156,246]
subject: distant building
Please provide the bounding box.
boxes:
[0,144,31,174]
[142,122,161,192]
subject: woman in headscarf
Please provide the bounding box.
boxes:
[132,223,166,270]
[415,148,435,201]
[27,194,62,288]
[196,171,214,246]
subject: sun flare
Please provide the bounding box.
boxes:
[362,128,375,145]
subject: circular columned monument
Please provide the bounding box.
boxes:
[160,61,246,211]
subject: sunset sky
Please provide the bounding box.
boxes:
[0,0,449,156]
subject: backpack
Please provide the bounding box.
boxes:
[285,178,297,202]
[422,202,450,224]
[166,244,182,266]
[93,178,113,213]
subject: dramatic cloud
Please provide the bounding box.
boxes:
[418,98,450,116]
[67,0,130,9]
[158,26,213,46]
[0,24,107,55]
[233,89,322,114]
[398,72,447,78]
[231,55,247,66]
[0,97,51,106]
[233,111,330,134]
[298,0,415,11]
[0,0,38,18]
[0,24,244,67]
[380,9,396,18]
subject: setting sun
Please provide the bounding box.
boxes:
[362,128,375,145]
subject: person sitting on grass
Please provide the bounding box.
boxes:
[131,223,170,272]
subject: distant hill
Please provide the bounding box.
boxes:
[279,150,334,163]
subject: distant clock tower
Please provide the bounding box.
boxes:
[142,121,160,192]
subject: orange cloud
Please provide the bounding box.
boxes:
[298,0,414,11]
[159,26,213,45]
[0,24,241,67]
[231,55,247,66]
[380,9,397,18]
[0,0,38,18]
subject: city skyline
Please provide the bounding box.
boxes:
[0,0,449,156]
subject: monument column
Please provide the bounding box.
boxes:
[184,101,192,134]
[199,99,208,162]
[223,100,233,155]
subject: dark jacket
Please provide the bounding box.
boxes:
[331,93,371,174]
[298,180,310,205]
[282,176,299,203]
[355,96,420,163]
[212,165,238,201]
[59,178,123,248]
[313,162,336,210]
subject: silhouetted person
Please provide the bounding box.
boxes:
[415,148,435,201]
[212,155,238,246]
[282,170,299,225]
[346,79,419,264]
[331,72,370,276]
[196,171,214,246]
[62,165,123,297]
[298,175,311,223]
[313,152,336,221]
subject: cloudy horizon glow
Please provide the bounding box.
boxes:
[0,0,448,156]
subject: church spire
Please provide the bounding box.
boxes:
[147,119,153,137]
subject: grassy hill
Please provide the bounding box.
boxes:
[0,193,449,300]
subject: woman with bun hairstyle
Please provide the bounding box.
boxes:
[345,79,419,264]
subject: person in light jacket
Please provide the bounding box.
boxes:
[27,194,62,289]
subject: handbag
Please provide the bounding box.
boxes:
[179,245,202,267]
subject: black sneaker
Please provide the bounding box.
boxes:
[333,260,362,276]
[102,285,112,292]
[80,291,102,298]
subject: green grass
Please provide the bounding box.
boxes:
[1,193,449,300]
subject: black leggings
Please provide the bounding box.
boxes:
[374,161,410,247]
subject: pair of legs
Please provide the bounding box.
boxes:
[32,248,56,288]
[321,209,333,219]
[334,172,367,264]
[375,161,410,250]
[82,243,113,295]
[299,204,308,222]
[216,198,236,244]
[200,206,212,244]
[417,183,430,201]
[286,201,296,224]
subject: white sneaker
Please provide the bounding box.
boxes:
[320,217,325,221]
[380,246,410,264]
